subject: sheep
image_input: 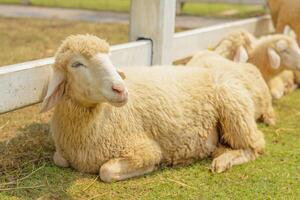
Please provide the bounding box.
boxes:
[267,0,300,44]
[268,0,300,87]
[211,30,297,99]
[212,29,257,63]
[186,50,275,126]
[41,34,266,182]
[247,34,300,99]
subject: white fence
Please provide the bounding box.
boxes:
[0,0,273,114]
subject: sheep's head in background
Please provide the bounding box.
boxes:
[266,35,300,70]
[248,34,300,72]
[41,34,128,112]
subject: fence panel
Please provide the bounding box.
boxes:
[0,41,151,114]
[172,16,273,60]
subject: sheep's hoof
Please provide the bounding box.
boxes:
[271,90,284,100]
[100,159,122,183]
[263,116,276,126]
[211,156,232,173]
[53,151,69,168]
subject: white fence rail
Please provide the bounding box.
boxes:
[0,0,273,115]
[172,16,273,60]
[0,41,151,114]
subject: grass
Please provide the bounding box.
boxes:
[0,85,300,200]
[181,3,265,18]
[0,17,185,67]
[0,0,266,18]
[0,16,299,200]
[0,17,128,66]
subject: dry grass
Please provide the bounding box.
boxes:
[0,17,129,67]
[0,16,186,67]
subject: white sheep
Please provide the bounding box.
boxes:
[268,0,300,87]
[211,30,297,99]
[212,29,257,63]
[42,35,266,182]
[247,34,300,99]
[186,50,275,126]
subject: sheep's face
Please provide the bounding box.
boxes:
[276,39,300,70]
[67,53,128,107]
[268,38,300,70]
[41,35,128,112]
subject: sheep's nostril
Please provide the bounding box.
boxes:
[112,84,124,95]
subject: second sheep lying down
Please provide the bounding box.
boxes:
[42,35,265,182]
[212,29,257,63]
[186,50,275,126]
[211,30,300,99]
[248,34,300,99]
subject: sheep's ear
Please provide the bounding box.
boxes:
[117,69,126,80]
[283,25,291,35]
[40,69,66,113]
[234,46,249,63]
[283,25,297,39]
[268,48,281,69]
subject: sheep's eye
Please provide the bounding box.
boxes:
[71,62,85,68]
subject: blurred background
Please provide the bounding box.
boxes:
[0,0,267,67]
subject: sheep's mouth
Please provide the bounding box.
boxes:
[109,98,128,107]
[103,93,128,107]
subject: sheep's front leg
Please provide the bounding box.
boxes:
[216,88,265,172]
[99,140,162,182]
[53,151,69,168]
[211,148,258,173]
[268,78,285,100]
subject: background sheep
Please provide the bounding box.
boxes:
[186,50,275,126]
[42,35,265,182]
[248,34,300,99]
[268,0,300,89]
[212,29,257,63]
[211,30,297,99]
[268,0,300,44]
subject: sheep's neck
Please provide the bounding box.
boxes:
[54,95,106,135]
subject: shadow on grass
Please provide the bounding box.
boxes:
[0,122,72,199]
[0,122,99,199]
[0,122,53,175]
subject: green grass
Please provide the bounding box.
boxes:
[30,0,130,13]
[0,89,300,200]
[0,16,299,200]
[181,3,265,18]
[0,0,266,18]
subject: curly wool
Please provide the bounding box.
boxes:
[213,29,257,60]
[186,50,275,125]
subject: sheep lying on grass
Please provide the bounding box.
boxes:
[187,50,275,126]
[268,0,300,44]
[42,35,265,182]
[248,34,300,99]
[268,0,300,89]
[212,29,257,63]
[211,30,298,99]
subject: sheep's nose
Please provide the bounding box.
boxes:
[112,83,125,95]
